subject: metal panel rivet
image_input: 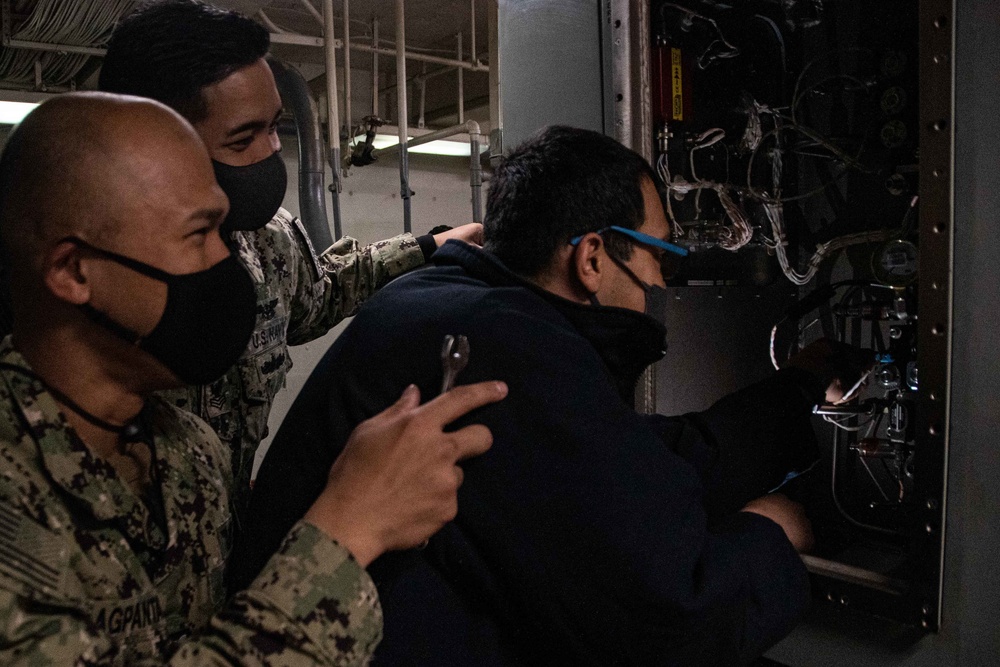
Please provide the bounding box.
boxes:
[933,223,946,234]
[931,119,948,132]
[934,16,949,29]
[931,323,946,336]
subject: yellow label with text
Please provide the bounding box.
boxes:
[671,48,683,121]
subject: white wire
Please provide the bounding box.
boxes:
[769,324,781,370]
[763,202,891,286]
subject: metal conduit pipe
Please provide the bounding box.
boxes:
[470,0,477,64]
[418,62,427,129]
[355,42,488,71]
[379,121,476,153]
[379,119,484,224]
[371,18,379,116]
[342,0,352,134]
[323,0,344,239]
[268,58,334,250]
[457,32,465,123]
[395,0,411,233]
[468,120,483,223]
[8,36,488,73]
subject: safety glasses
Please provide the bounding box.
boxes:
[569,225,688,281]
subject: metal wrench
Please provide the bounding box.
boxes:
[440,334,470,395]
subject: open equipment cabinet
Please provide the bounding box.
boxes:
[607,0,951,646]
[494,0,1000,661]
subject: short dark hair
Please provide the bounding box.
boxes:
[483,126,659,278]
[99,0,269,122]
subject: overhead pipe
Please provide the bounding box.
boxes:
[323,0,343,239]
[3,35,488,74]
[268,58,333,250]
[353,41,487,71]
[3,39,104,56]
[379,121,478,154]
[299,0,323,25]
[379,64,456,96]
[395,0,411,233]
[257,9,288,33]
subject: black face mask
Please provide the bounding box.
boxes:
[212,150,287,234]
[595,254,671,322]
[70,238,257,386]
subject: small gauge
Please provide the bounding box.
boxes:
[872,239,919,287]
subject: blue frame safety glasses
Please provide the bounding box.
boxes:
[569,225,689,281]
[568,226,689,257]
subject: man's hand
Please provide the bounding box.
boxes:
[304,381,507,567]
[740,493,814,553]
[784,338,874,403]
[433,222,483,248]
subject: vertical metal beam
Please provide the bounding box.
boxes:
[916,0,955,634]
[323,0,343,239]
[457,32,465,124]
[395,0,412,233]
[418,61,427,129]
[371,18,379,116]
[487,0,502,162]
[470,0,477,64]
[343,0,352,133]
[469,121,483,223]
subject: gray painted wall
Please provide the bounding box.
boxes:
[495,0,606,150]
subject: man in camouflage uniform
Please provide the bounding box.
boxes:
[0,92,503,664]
[98,0,484,526]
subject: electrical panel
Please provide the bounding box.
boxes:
[646,0,948,630]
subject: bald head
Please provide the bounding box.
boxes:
[0,92,215,267]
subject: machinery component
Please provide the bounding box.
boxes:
[873,239,919,287]
[348,116,386,167]
[645,0,944,633]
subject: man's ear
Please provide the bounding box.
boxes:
[572,233,607,296]
[42,240,90,305]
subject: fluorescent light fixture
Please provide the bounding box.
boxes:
[0,101,38,125]
[370,133,477,157]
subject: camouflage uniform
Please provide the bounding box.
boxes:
[0,339,382,665]
[160,209,426,526]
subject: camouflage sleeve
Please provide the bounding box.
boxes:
[0,586,117,665]
[280,213,426,345]
[0,523,381,666]
[173,521,382,666]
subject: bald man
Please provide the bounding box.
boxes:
[0,92,505,665]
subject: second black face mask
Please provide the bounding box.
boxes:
[70,238,257,386]
[212,150,288,234]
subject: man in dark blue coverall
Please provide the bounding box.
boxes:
[236,126,852,666]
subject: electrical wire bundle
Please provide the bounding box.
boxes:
[0,0,136,87]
